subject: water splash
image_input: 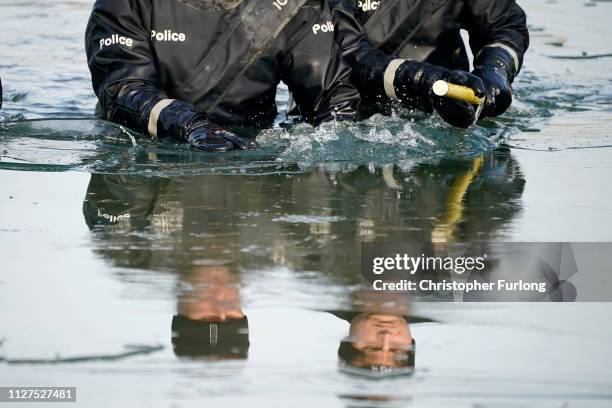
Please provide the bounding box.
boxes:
[1,0,611,175]
[1,115,501,176]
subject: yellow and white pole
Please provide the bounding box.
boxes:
[432,80,484,106]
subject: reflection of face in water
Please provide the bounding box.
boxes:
[339,314,415,375]
[172,266,249,360]
[81,150,522,354]
[350,314,412,353]
[178,265,244,321]
[336,291,418,376]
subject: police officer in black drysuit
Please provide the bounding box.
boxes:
[85,0,361,152]
[329,0,529,128]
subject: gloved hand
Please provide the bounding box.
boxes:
[392,61,485,128]
[184,117,259,153]
[473,46,517,118]
[154,100,258,152]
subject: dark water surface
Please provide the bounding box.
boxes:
[1,0,612,406]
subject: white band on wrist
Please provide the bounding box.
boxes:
[147,98,176,137]
[484,43,520,74]
[383,59,407,101]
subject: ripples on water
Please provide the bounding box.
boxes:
[1,70,610,176]
[0,2,610,172]
[2,0,612,175]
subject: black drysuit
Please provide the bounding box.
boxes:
[330,0,529,105]
[85,0,360,139]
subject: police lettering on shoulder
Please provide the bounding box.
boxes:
[85,0,359,152]
[357,0,380,13]
[329,0,529,127]
[99,34,133,50]
[312,21,334,35]
[151,30,186,43]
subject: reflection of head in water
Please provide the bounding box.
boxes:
[171,315,249,359]
[172,265,249,359]
[349,314,413,355]
[339,314,415,376]
[335,291,418,377]
[83,174,251,359]
[178,265,244,321]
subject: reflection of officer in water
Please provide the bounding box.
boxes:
[172,265,249,359]
[337,314,415,375]
[81,151,526,354]
[82,147,525,287]
[83,175,250,359]
[331,291,428,377]
[302,147,525,287]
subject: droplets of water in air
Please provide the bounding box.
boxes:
[1,110,502,175]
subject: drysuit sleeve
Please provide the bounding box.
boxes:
[83,174,164,230]
[86,0,198,137]
[280,3,361,124]
[460,0,530,76]
[327,0,399,103]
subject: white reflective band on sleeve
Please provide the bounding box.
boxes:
[484,43,520,74]
[383,59,407,101]
[147,99,176,137]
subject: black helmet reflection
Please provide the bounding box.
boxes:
[171,315,250,359]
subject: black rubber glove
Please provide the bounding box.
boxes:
[473,47,517,118]
[393,61,486,129]
[155,100,258,152]
[184,118,258,153]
